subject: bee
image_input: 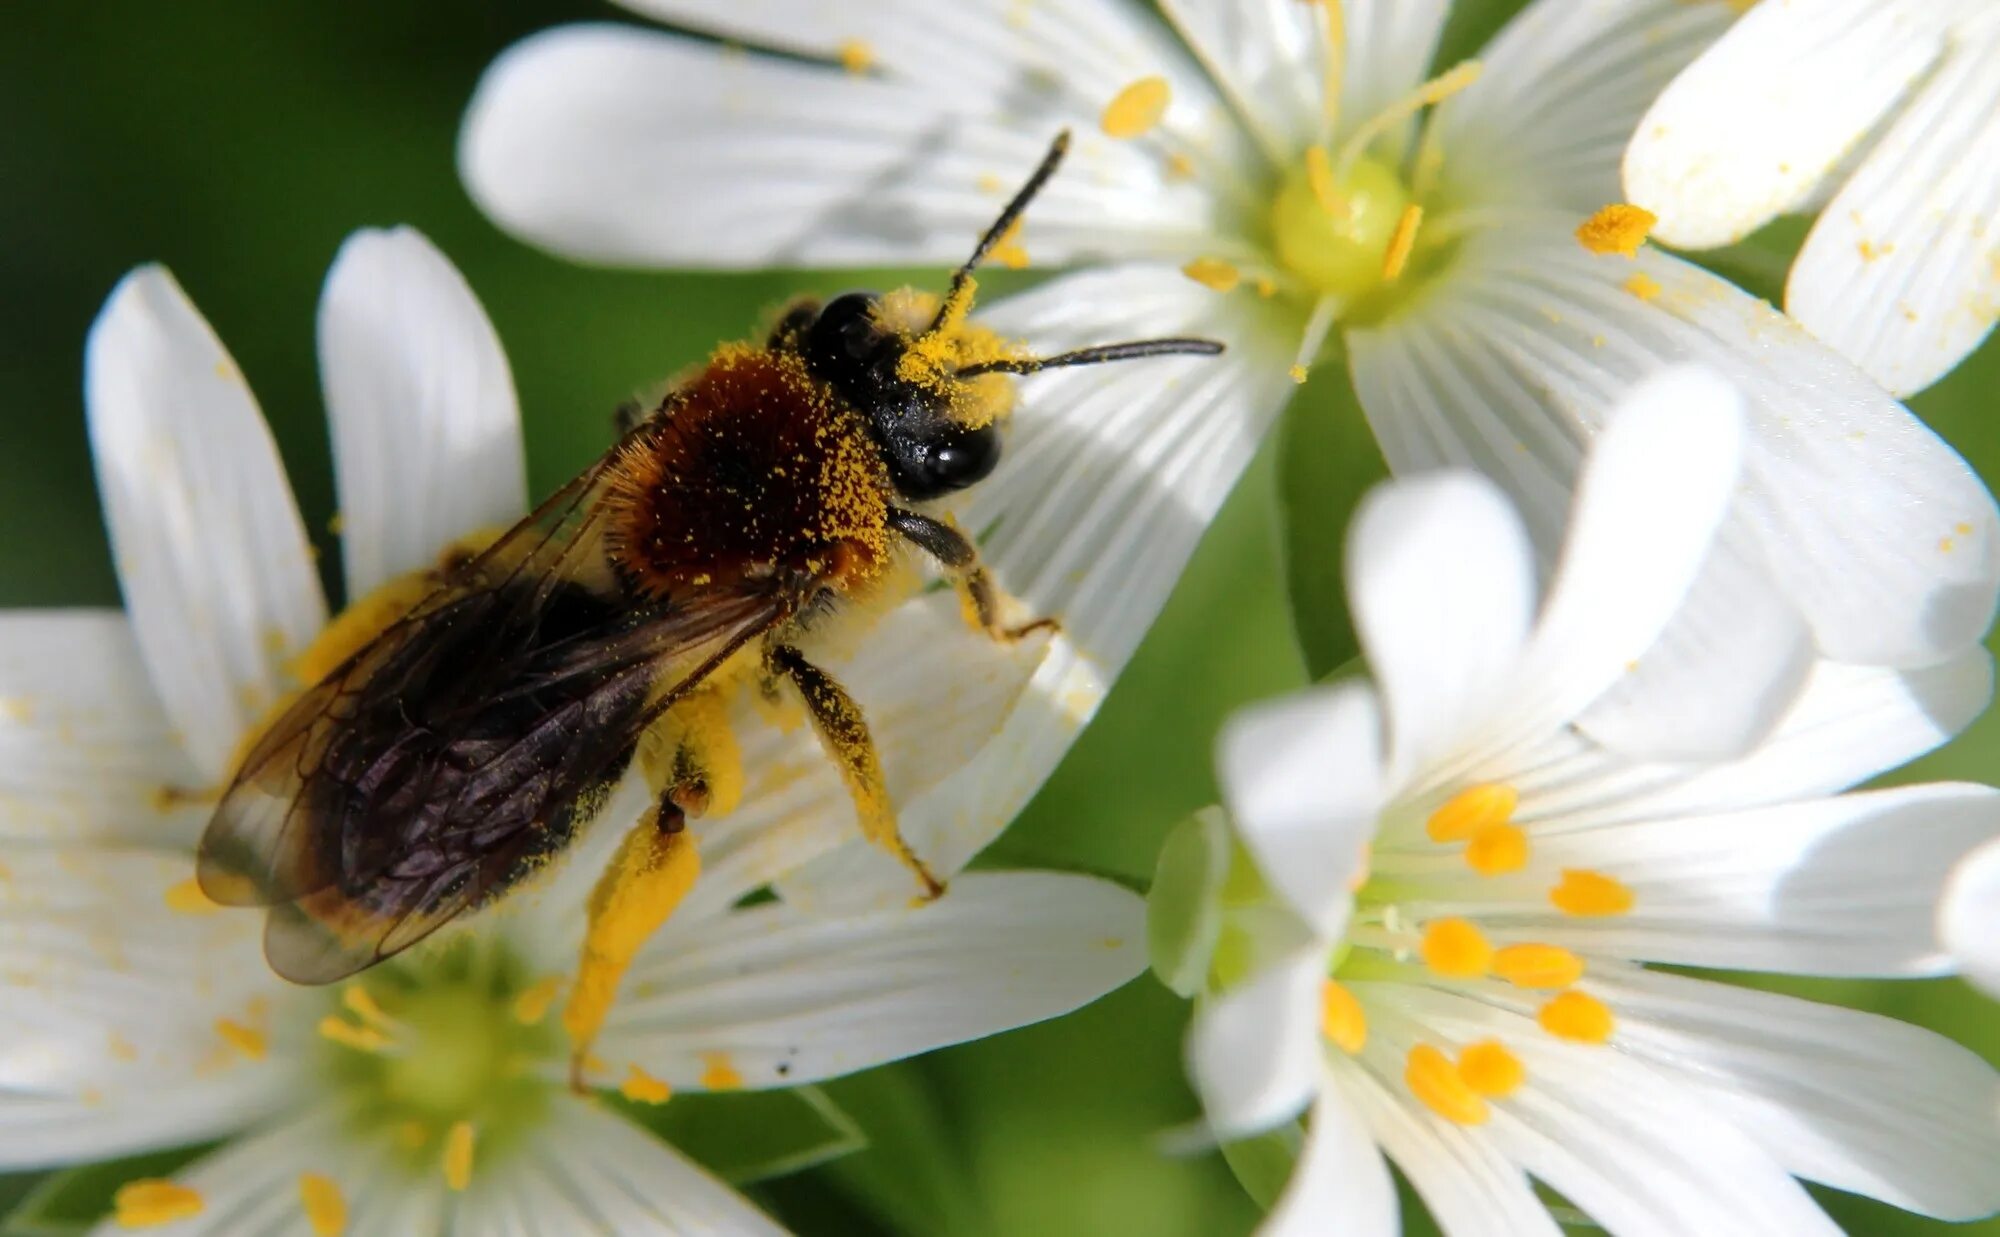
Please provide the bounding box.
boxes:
[196,130,1222,1074]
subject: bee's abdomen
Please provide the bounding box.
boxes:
[605,345,893,600]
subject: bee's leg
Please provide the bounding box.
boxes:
[769,644,945,900]
[562,688,741,1091]
[884,508,1058,643]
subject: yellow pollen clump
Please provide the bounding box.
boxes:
[1538,991,1616,1043]
[1101,75,1171,139]
[299,1173,347,1237]
[1419,917,1494,979]
[1550,868,1635,917]
[1426,783,1517,843]
[442,1121,476,1192]
[836,39,875,74]
[622,1063,673,1104]
[564,822,700,1078]
[1576,204,1657,257]
[1382,204,1424,281]
[1319,979,1368,1053]
[214,1017,267,1060]
[163,876,221,915]
[511,975,563,1026]
[1492,943,1584,989]
[1456,1039,1525,1097]
[1405,1044,1488,1125]
[113,1180,204,1228]
[701,1051,746,1090]
[1464,822,1529,875]
[1181,257,1241,292]
[1623,272,1662,301]
[317,1014,392,1055]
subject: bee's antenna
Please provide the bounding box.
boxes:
[926,130,1072,335]
[956,337,1225,378]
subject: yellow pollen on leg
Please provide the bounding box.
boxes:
[1576,204,1657,257]
[621,1063,673,1104]
[442,1121,476,1192]
[563,818,701,1085]
[1426,783,1517,843]
[1456,1039,1525,1097]
[1491,943,1584,989]
[1405,1043,1489,1125]
[1101,75,1171,139]
[1550,869,1634,917]
[1419,917,1494,979]
[113,1180,204,1228]
[298,1172,347,1237]
[511,975,563,1026]
[1464,822,1528,875]
[1538,991,1616,1043]
[1319,979,1368,1053]
[214,1017,267,1060]
[1381,204,1423,281]
[1181,257,1241,292]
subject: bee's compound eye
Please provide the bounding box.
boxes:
[888,422,1002,501]
[803,291,888,377]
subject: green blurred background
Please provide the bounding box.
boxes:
[0,2,1993,1233]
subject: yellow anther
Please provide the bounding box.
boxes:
[621,1063,673,1104]
[1406,1043,1489,1125]
[1334,60,1481,178]
[701,1051,746,1090]
[1305,146,1343,216]
[163,877,220,915]
[299,1173,347,1237]
[113,1180,204,1228]
[1426,783,1517,843]
[1538,990,1616,1043]
[836,39,875,74]
[1419,917,1493,979]
[1181,257,1242,292]
[511,976,563,1026]
[1288,364,1310,384]
[1319,979,1367,1054]
[1101,76,1171,139]
[442,1121,476,1192]
[1576,204,1657,257]
[1456,1039,1525,1097]
[1316,0,1347,129]
[1550,869,1634,917]
[214,1017,267,1060]
[1382,204,1423,281]
[1464,822,1529,875]
[1491,943,1584,989]
[317,1015,392,1055]
[1622,272,1662,301]
[342,984,396,1031]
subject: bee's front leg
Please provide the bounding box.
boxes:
[770,644,944,900]
[884,508,1058,643]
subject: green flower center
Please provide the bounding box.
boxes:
[1269,153,1414,303]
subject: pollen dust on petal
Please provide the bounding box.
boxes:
[1101,75,1171,139]
[1576,204,1657,257]
[621,1063,673,1104]
[700,1051,745,1090]
[1622,272,1662,301]
[836,39,876,74]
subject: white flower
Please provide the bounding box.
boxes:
[1626,1,2000,397]
[459,0,2000,761]
[1179,368,2000,1234]
[0,227,1147,1232]
[1941,837,2000,998]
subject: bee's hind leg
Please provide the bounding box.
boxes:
[884,508,1057,643]
[769,644,945,901]
[562,688,743,1092]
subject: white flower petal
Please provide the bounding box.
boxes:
[462,23,1237,270]
[0,844,292,1168]
[1186,946,1324,1138]
[1942,836,2000,997]
[1786,32,2000,396]
[0,611,205,846]
[596,872,1142,1088]
[1623,0,1949,247]
[780,265,1296,911]
[319,227,526,597]
[1218,682,1382,935]
[1328,1053,1556,1237]
[1262,1072,1401,1237]
[84,267,327,778]
[1516,651,1991,830]
[1347,473,1534,786]
[1462,783,2000,976]
[1589,964,2000,1220]
[1438,0,1730,213]
[1355,222,2000,671]
[474,1098,783,1236]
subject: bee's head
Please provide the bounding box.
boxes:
[797,290,1003,503]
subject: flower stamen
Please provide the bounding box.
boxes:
[1464,821,1528,875]
[1538,991,1616,1043]
[1381,205,1423,281]
[1492,943,1584,989]
[298,1173,347,1237]
[318,1014,394,1056]
[1426,783,1518,843]
[1576,204,1657,257]
[1101,76,1171,140]
[1419,917,1493,979]
[1406,1043,1488,1125]
[1319,978,1368,1053]
[1333,60,1481,179]
[1550,869,1634,917]
[112,1180,203,1228]
[1456,1039,1525,1097]
[442,1120,477,1192]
